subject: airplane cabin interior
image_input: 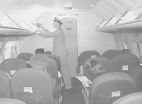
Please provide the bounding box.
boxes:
[0,0,141,104]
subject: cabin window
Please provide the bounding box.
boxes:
[122,41,128,49]
[4,41,19,60]
[132,43,140,58]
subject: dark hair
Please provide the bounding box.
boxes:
[120,49,130,53]
[45,50,51,54]
[35,48,45,54]
[89,60,99,68]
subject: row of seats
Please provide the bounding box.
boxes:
[89,72,137,104]
[0,53,62,104]
[78,49,131,67]
[83,53,140,76]
[78,50,141,91]
[0,53,61,79]
[0,70,140,104]
[78,50,142,104]
[101,49,124,61]
[78,50,140,72]
[88,57,141,92]
[0,68,57,104]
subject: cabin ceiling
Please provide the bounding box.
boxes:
[92,0,142,20]
[0,0,141,26]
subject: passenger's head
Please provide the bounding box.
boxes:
[45,50,51,54]
[53,17,63,28]
[35,48,45,54]
[29,54,49,69]
[88,60,106,74]
[120,49,130,54]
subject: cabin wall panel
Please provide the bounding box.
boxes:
[125,33,134,53]
[19,35,53,54]
[76,11,116,55]
[113,33,123,50]
[112,29,142,62]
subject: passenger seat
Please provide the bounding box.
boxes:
[113,92,142,104]
[0,70,12,98]
[11,68,54,104]
[89,72,136,104]
[0,58,27,76]
[112,53,140,75]
[131,65,142,92]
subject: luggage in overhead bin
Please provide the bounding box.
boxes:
[11,68,54,104]
[113,92,142,104]
[101,50,120,61]
[0,58,27,76]
[0,70,12,98]
[0,98,26,104]
[89,72,136,104]
[112,53,140,75]
[131,65,142,92]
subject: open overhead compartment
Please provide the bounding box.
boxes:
[0,26,36,37]
[96,5,142,33]
[96,19,142,33]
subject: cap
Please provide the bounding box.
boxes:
[53,17,63,24]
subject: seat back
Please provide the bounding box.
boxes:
[112,53,140,75]
[17,53,34,61]
[0,70,12,98]
[29,54,58,79]
[101,50,120,61]
[113,92,142,104]
[78,50,100,67]
[89,72,136,104]
[46,58,58,79]
[0,98,26,104]
[0,58,27,76]
[83,57,112,80]
[29,54,49,69]
[11,68,54,104]
[46,54,61,73]
[131,65,142,92]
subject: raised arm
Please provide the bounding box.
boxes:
[38,28,59,38]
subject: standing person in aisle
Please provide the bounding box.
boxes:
[37,17,72,89]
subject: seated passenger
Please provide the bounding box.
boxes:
[120,49,130,54]
[45,50,52,54]
[35,48,45,54]
[29,54,60,96]
[82,60,106,81]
